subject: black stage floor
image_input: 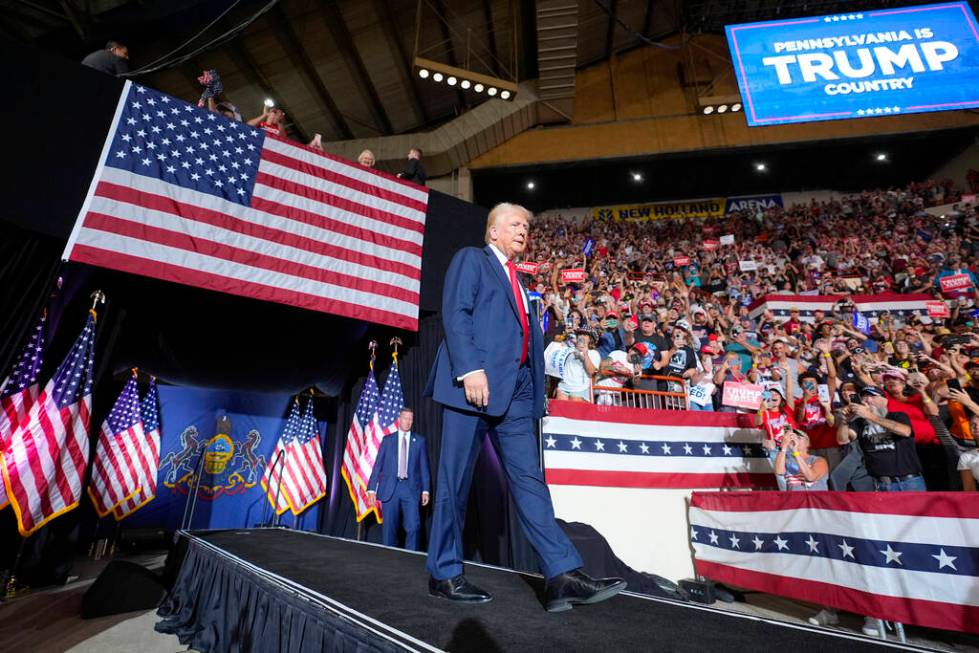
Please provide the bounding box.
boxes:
[160,528,918,652]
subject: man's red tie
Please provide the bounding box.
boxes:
[506,260,530,365]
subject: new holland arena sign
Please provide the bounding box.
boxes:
[726,1,979,126]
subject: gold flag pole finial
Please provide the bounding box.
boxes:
[368,340,378,371]
[390,336,402,365]
[89,290,106,320]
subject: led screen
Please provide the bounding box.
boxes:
[725,1,979,126]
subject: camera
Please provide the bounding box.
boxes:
[628,353,642,365]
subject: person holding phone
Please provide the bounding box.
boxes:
[774,430,829,490]
[596,311,625,357]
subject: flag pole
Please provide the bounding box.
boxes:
[2,538,27,600]
[357,341,379,542]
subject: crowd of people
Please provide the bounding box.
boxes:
[527,183,979,496]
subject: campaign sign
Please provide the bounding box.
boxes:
[561,268,587,283]
[582,238,596,256]
[674,256,691,267]
[739,260,759,272]
[703,240,720,251]
[726,2,979,126]
[939,273,973,293]
[516,261,540,275]
[927,300,951,317]
[544,341,574,379]
[720,234,736,246]
[722,382,764,410]
[725,194,784,213]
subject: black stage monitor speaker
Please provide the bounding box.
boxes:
[81,560,166,618]
[679,578,716,604]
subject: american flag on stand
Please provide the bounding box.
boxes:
[341,371,380,521]
[362,362,405,523]
[63,82,428,330]
[0,315,46,510]
[262,398,302,515]
[1,311,96,536]
[542,401,772,489]
[89,375,147,517]
[114,379,162,519]
[690,491,979,635]
[283,398,327,514]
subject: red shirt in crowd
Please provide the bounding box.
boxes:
[886,393,938,445]
[759,408,798,447]
[797,396,837,450]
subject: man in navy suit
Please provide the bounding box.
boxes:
[425,202,625,612]
[367,408,431,551]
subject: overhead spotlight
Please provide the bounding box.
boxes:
[755,162,767,172]
[731,103,742,112]
[418,69,430,79]
[460,79,471,89]
[432,72,444,82]
[474,83,485,93]
[526,180,536,190]
[632,172,643,182]
[413,56,518,100]
[500,90,511,100]
[447,76,458,86]
[876,152,888,161]
[487,87,498,96]
[717,104,728,113]
[703,106,714,115]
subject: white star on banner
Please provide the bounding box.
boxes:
[881,545,903,565]
[617,441,628,453]
[691,528,699,540]
[544,435,556,448]
[639,442,650,454]
[594,439,605,451]
[709,531,719,544]
[722,444,732,455]
[661,443,671,455]
[570,437,582,450]
[702,444,712,455]
[839,540,855,559]
[729,534,741,549]
[806,535,820,553]
[752,537,764,550]
[774,536,789,551]
[683,444,693,455]
[932,549,957,571]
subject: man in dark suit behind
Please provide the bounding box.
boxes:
[367,408,431,551]
[425,202,625,612]
[398,147,427,186]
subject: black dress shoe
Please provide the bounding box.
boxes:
[429,575,493,604]
[544,569,626,612]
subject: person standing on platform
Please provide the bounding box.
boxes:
[366,408,431,551]
[398,148,427,186]
[425,202,626,612]
[81,40,130,76]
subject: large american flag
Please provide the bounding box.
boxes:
[748,292,932,324]
[542,401,772,489]
[690,491,979,635]
[64,82,428,330]
[0,315,46,510]
[283,398,327,514]
[1,311,96,536]
[89,376,147,516]
[341,371,380,522]
[114,379,162,519]
[262,398,302,516]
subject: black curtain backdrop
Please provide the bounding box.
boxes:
[0,36,542,582]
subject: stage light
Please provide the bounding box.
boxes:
[632,172,643,182]
[526,180,536,190]
[755,162,767,172]
[413,56,518,100]
[731,103,742,112]
[717,104,728,113]
[703,106,714,115]
[876,152,888,161]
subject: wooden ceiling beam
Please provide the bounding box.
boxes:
[374,0,430,125]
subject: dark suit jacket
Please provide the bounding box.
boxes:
[400,158,427,186]
[425,245,546,418]
[366,432,431,503]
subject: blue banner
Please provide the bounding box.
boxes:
[116,386,324,532]
[725,194,784,214]
[726,2,979,126]
[582,238,595,256]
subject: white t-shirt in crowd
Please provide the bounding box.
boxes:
[558,348,602,393]
[957,449,979,483]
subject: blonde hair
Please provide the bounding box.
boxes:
[484,202,532,244]
[357,149,375,167]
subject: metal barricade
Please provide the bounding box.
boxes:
[591,375,688,410]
